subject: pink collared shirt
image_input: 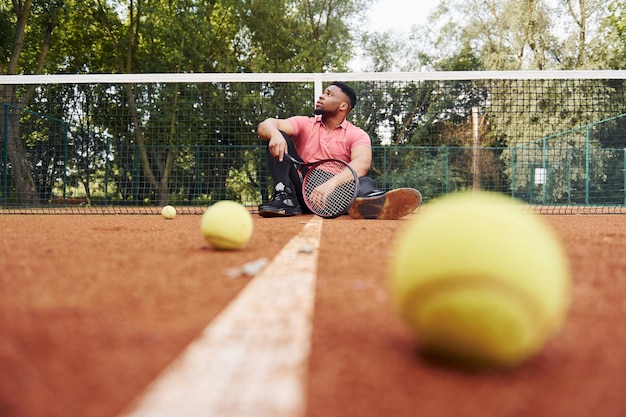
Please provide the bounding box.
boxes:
[287,115,371,163]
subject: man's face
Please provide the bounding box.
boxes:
[314,85,349,115]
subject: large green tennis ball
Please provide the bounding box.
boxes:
[388,191,571,369]
[201,201,253,250]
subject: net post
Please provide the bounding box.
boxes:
[105,135,111,205]
[314,73,322,104]
[382,146,388,190]
[62,121,69,203]
[472,106,480,191]
[134,144,140,205]
[2,103,7,207]
[445,147,450,195]
[511,146,516,199]
[542,137,547,205]
[567,148,573,206]
[585,125,590,204]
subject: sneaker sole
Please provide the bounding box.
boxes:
[258,207,303,217]
[348,188,422,220]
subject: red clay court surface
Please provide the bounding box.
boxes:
[1,211,625,417]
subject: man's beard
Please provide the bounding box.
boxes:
[313,108,325,115]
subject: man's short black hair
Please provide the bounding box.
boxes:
[332,81,357,110]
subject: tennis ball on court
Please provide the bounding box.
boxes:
[388,191,571,370]
[161,205,177,219]
[201,201,253,250]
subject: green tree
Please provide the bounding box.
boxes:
[1,0,65,205]
[604,0,626,69]
[369,0,613,72]
[558,0,611,69]
[357,31,403,72]
[239,0,371,72]
[2,0,372,206]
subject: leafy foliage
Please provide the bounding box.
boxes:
[3,0,626,208]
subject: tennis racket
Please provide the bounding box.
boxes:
[284,153,359,218]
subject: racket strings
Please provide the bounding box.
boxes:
[303,161,358,217]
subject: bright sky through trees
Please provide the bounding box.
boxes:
[366,0,441,33]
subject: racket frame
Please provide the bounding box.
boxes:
[284,153,359,218]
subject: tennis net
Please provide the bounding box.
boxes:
[1,71,625,214]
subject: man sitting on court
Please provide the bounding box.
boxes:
[257,81,421,219]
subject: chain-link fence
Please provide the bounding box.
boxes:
[2,72,626,214]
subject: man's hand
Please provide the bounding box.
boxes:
[308,181,335,211]
[267,132,287,162]
[257,118,294,162]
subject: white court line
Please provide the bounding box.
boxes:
[119,216,323,417]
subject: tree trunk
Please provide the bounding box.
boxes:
[2,105,40,206]
[1,0,56,206]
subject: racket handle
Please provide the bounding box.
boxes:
[284,153,302,165]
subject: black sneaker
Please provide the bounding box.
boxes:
[258,184,302,217]
[348,188,422,220]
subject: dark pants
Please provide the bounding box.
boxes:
[266,132,376,210]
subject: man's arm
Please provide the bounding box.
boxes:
[349,144,372,178]
[257,118,295,162]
